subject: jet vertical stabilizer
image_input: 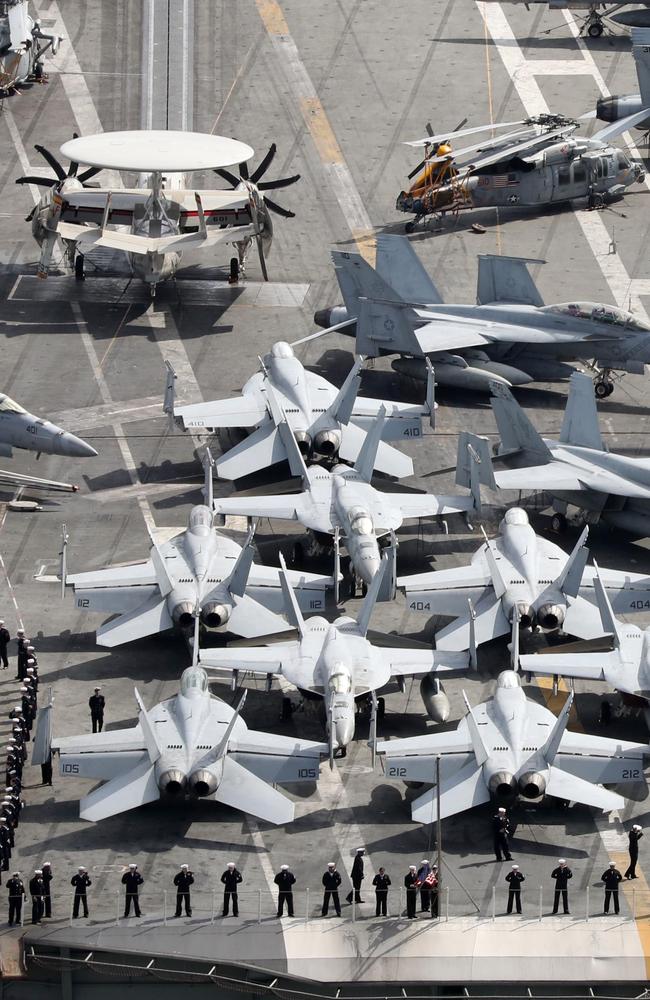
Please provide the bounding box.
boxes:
[476,255,545,307]
[375,234,443,304]
[559,373,605,451]
[633,28,650,111]
[490,382,553,461]
[353,405,387,482]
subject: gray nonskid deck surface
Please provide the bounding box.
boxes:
[0,0,648,985]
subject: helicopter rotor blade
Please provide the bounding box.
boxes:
[257,173,300,191]
[34,144,67,182]
[250,143,277,184]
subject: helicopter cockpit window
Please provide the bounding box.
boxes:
[328,671,352,694]
[0,395,26,414]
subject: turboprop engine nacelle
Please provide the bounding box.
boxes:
[314,428,342,457]
[488,771,518,800]
[518,771,547,799]
[157,767,187,796]
[171,601,195,628]
[188,768,219,797]
[201,603,231,629]
[537,603,565,631]
[419,674,451,724]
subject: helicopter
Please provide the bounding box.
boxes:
[16,130,300,293]
[396,113,646,232]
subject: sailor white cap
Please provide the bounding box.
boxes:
[227,862,235,868]
[5,746,13,752]
[421,859,429,864]
[12,872,19,876]
[498,807,506,813]
[327,862,335,867]
[181,864,189,869]
[78,866,86,872]
[409,865,417,871]
[17,629,24,635]
[42,861,50,866]
[13,707,21,713]
[558,859,566,864]
[129,863,137,869]
[512,864,519,870]
[0,620,4,625]
[26,646,34,651]
[356,847,364,852]
[432,862,438,868]
[19,687,28,693]
[281,864,289,870]
[94,686,101,691]
[34,869,42,874]
[634,824,642,831]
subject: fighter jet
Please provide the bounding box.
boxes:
[0,389,96,492]
[399,507,650,651]
[165,343,434,481]
[315,235,650,396]
[520,567,650,723]
[377,670,649,823]
[211,403,480,596]
[201,557,470,761]
[593,28,650,127]
[49,505,334,647]
[52,664,328,824]
[462,371,650,536]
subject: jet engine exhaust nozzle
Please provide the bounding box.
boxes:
[201,603,231,629]
[518,771,547,799]
[158,769,187,796]
[172,601,195,629]
[189,769,218,797]
[510,603,534,629]
[314,429,342,457]
[537,603,565,631]
[488,771,518,800]
[293,430,312,457]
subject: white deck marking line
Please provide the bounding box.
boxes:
[477,3,650,321]
[49,397,162,432]
[2,108,40,207]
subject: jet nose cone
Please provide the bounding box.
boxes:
[358,557,381,586]
[58,431,98,458]
[334,718,355,749]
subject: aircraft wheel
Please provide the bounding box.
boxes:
[291,541,304,565]
[229,256,239,283]
[492,443,500,457]
[405,221,415,234]
[594,380,610,399]
[605,382,615,397]
[377,697,386,719]
[551,512,567,533]
[587,21,603,36]
[74,254,85,281]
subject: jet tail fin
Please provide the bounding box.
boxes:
[214,690,248,760]
[480,527,507,599]
[461,691,489,766]
[559,372,604,451]
[541,690,574,765]
[266,383,310,480]
[227,527,256,598]
[354,404,386,482]
[356,556,388,636]
[632,27,650,111]
[592,559,624,650]
[59,523,69,600]
[375,234,443,304]
[456,432,496,492]
[328,357,363,425]
[490,382,552,461]
[476,255,545,307]
[163,360,176,425]
[134,688,162,763]
[278,553,308,638]
[556,525,589,599]
[203,448,215,509]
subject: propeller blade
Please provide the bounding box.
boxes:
[239,160,249,181]
[256,234,269,281]
[16,176,58,188]
[214,167,240,188]
[257,173,301,191]
[263,196,295,219]
[34,144,66,182]
[68,161,79,178]
[407,158,428,180]
[250,143,277,184]
[78,165,102,184]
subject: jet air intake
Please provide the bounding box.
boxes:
[188,769,218,797]
[518,771,547,799]
[314,428,341,457]
[293,430,312,456]
[488,771,517,800]
[537,603,565,631]
[158,769,187,796]
[201,603,231,629]
[172,601,195,628]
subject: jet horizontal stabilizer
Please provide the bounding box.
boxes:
[214,755,295,824]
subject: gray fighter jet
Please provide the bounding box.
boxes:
[520,567,650,722]
[212,403,480,596]
[201,557,470,761]
[462,371,650,536]
[377,670,649,823]
[399,507,650,651]
[165,343,434,480]
[53,664,328,824]
[48,505,333,646]
[594,28,650,127]
[314,236,650,396]
[0,389,96,492]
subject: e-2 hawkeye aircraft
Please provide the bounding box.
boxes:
[52,660,328,824]
[201,556,470,763]
[462,371,650,536]
[16,131,299,292]
[396,113,645,232]
[315,235,650,396]
[165,341,435,481]
[377,670,649,823]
